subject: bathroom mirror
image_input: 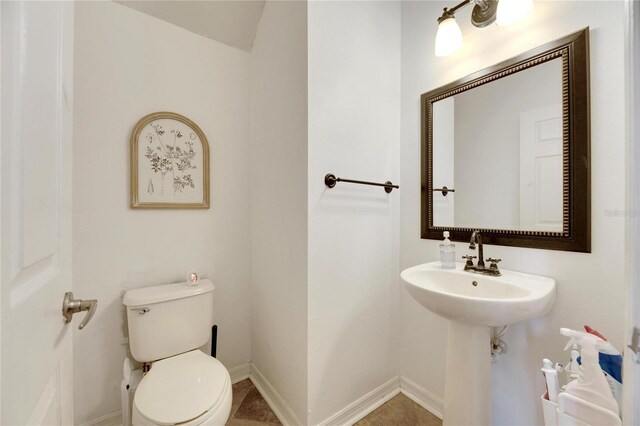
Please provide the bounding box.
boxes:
[421,28,590,252]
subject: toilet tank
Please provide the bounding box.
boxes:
[123,279,215,362]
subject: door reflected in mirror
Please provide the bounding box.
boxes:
[432,58,563,232]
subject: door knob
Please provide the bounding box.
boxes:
[62,292,97,330]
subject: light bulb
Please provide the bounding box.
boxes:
[435,16,463,57]
[496,0,533,26]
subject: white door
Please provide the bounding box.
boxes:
[1,2,75,425]
[519,104,563,232]
[623,0,640,423]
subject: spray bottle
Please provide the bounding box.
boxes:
[557,328,620,424]
[584,325,623,412]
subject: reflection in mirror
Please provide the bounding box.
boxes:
[432,58,563,232]
[422,28,590,252]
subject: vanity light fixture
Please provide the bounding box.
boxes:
[435,0,533,57]
[496,0,533,26]
[435,9,464,57]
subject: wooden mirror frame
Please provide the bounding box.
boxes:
[421,28,590,252]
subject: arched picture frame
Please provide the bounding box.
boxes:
[130,112,210,209]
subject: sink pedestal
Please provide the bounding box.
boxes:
[401,262,557,426]
[443,322,492,426]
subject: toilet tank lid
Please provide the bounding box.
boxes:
[123,279,214,306]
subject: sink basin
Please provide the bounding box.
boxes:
[401,261,556,326]
[401,261,556,426]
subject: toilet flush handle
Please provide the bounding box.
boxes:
[62,292,98,330]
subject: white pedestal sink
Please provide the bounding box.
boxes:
[401,262,556,426]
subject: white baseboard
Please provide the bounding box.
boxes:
[78,370,442,426]
[317,376,443,426]
[249,363,302,426]
[229,362,251,384]
[399,376,444,420]
[77,410,122,426]
[317,377,401,426]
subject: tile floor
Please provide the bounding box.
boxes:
[227,379,281,426]
[227,380,442,426]
[355,394,442,426]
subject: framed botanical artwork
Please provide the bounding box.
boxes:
[130,112,210,209]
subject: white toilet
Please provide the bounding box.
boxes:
[123,279,232,426]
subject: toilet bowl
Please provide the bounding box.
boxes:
[123,279,232,426]
[131,350,232,426]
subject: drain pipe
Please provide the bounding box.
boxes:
[491,325,509,361]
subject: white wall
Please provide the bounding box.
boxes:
[249,1,309,422]
[307,1,401,423]
[432,98,455,227]
[73,2,252,423]
[401,2,626,424]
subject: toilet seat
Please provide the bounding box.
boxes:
[134,350,231,425]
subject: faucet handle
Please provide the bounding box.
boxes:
[487,258,502,268]
[462,255,477,267]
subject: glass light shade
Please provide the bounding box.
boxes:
[496,0,533,26]
[435,17,463,57]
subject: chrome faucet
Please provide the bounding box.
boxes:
[463,231,502,276]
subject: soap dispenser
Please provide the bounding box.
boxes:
[439,231,456,269]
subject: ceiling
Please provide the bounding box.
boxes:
[115,0,266,51]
